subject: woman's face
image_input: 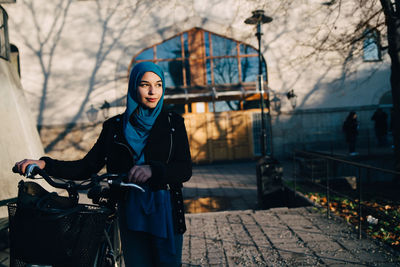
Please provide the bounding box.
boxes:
[137,71,163,109]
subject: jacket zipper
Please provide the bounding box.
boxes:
[164,115,174,191]
[167,114,173,164]
[115,140,136,165]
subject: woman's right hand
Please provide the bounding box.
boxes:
[14,159,45,175]
[127,165,152,184]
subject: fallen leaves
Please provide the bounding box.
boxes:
[304,192,400,250]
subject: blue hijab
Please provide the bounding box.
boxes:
[123,62,165,160]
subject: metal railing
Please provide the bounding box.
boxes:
[296,126,394,158]
[291,150,400,239]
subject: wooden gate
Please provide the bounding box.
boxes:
[183,110,255,163]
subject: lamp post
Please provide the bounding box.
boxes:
[100,100,111,119]
[271,94,282,113]
[246,10,282,209]
[86,104,98,124]
[286,89,297,109]
[245,10,273,157]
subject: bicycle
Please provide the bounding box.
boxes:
[8,164,145,267]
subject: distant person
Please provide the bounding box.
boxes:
[343,111,359,156]
[371,108,388,146]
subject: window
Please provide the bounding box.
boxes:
[130,28,269,113]
[363,28,381,62]
[0,6,10,60]
[131,28,267,89]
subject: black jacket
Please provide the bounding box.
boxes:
[41,110,192,234]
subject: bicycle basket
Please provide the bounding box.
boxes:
[8,181,111,266]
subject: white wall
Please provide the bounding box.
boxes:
[3,0,390,127]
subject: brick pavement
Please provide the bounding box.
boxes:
[183,207,400,266]
[182,161,258,212]
[182,160,400,266]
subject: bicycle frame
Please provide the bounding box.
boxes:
[94,212,123,267]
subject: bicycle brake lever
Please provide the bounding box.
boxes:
[107,179,145,193]
[120,182,145,192]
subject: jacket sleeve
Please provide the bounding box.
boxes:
[40,122,109,180]
[148,115,192,186]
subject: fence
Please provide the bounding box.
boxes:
[291,150,400,239]
[271,105,393,158]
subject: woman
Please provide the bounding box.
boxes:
[14,62,192,266]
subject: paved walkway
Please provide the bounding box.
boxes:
[183,207,399,266]
[182,161,258,212]
[182,160,400,266]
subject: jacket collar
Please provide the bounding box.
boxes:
[110,110,170,148]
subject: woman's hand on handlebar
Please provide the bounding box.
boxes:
[14,159,45,175]
[128,165,152,184]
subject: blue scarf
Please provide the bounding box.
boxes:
[123,62,165,160]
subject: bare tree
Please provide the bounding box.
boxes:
[16,0,73,133]
[34,0,149,152]
[299,0,400,173]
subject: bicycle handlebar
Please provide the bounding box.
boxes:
[12,164,145,193]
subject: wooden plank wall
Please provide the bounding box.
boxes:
[183,110,255,163]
